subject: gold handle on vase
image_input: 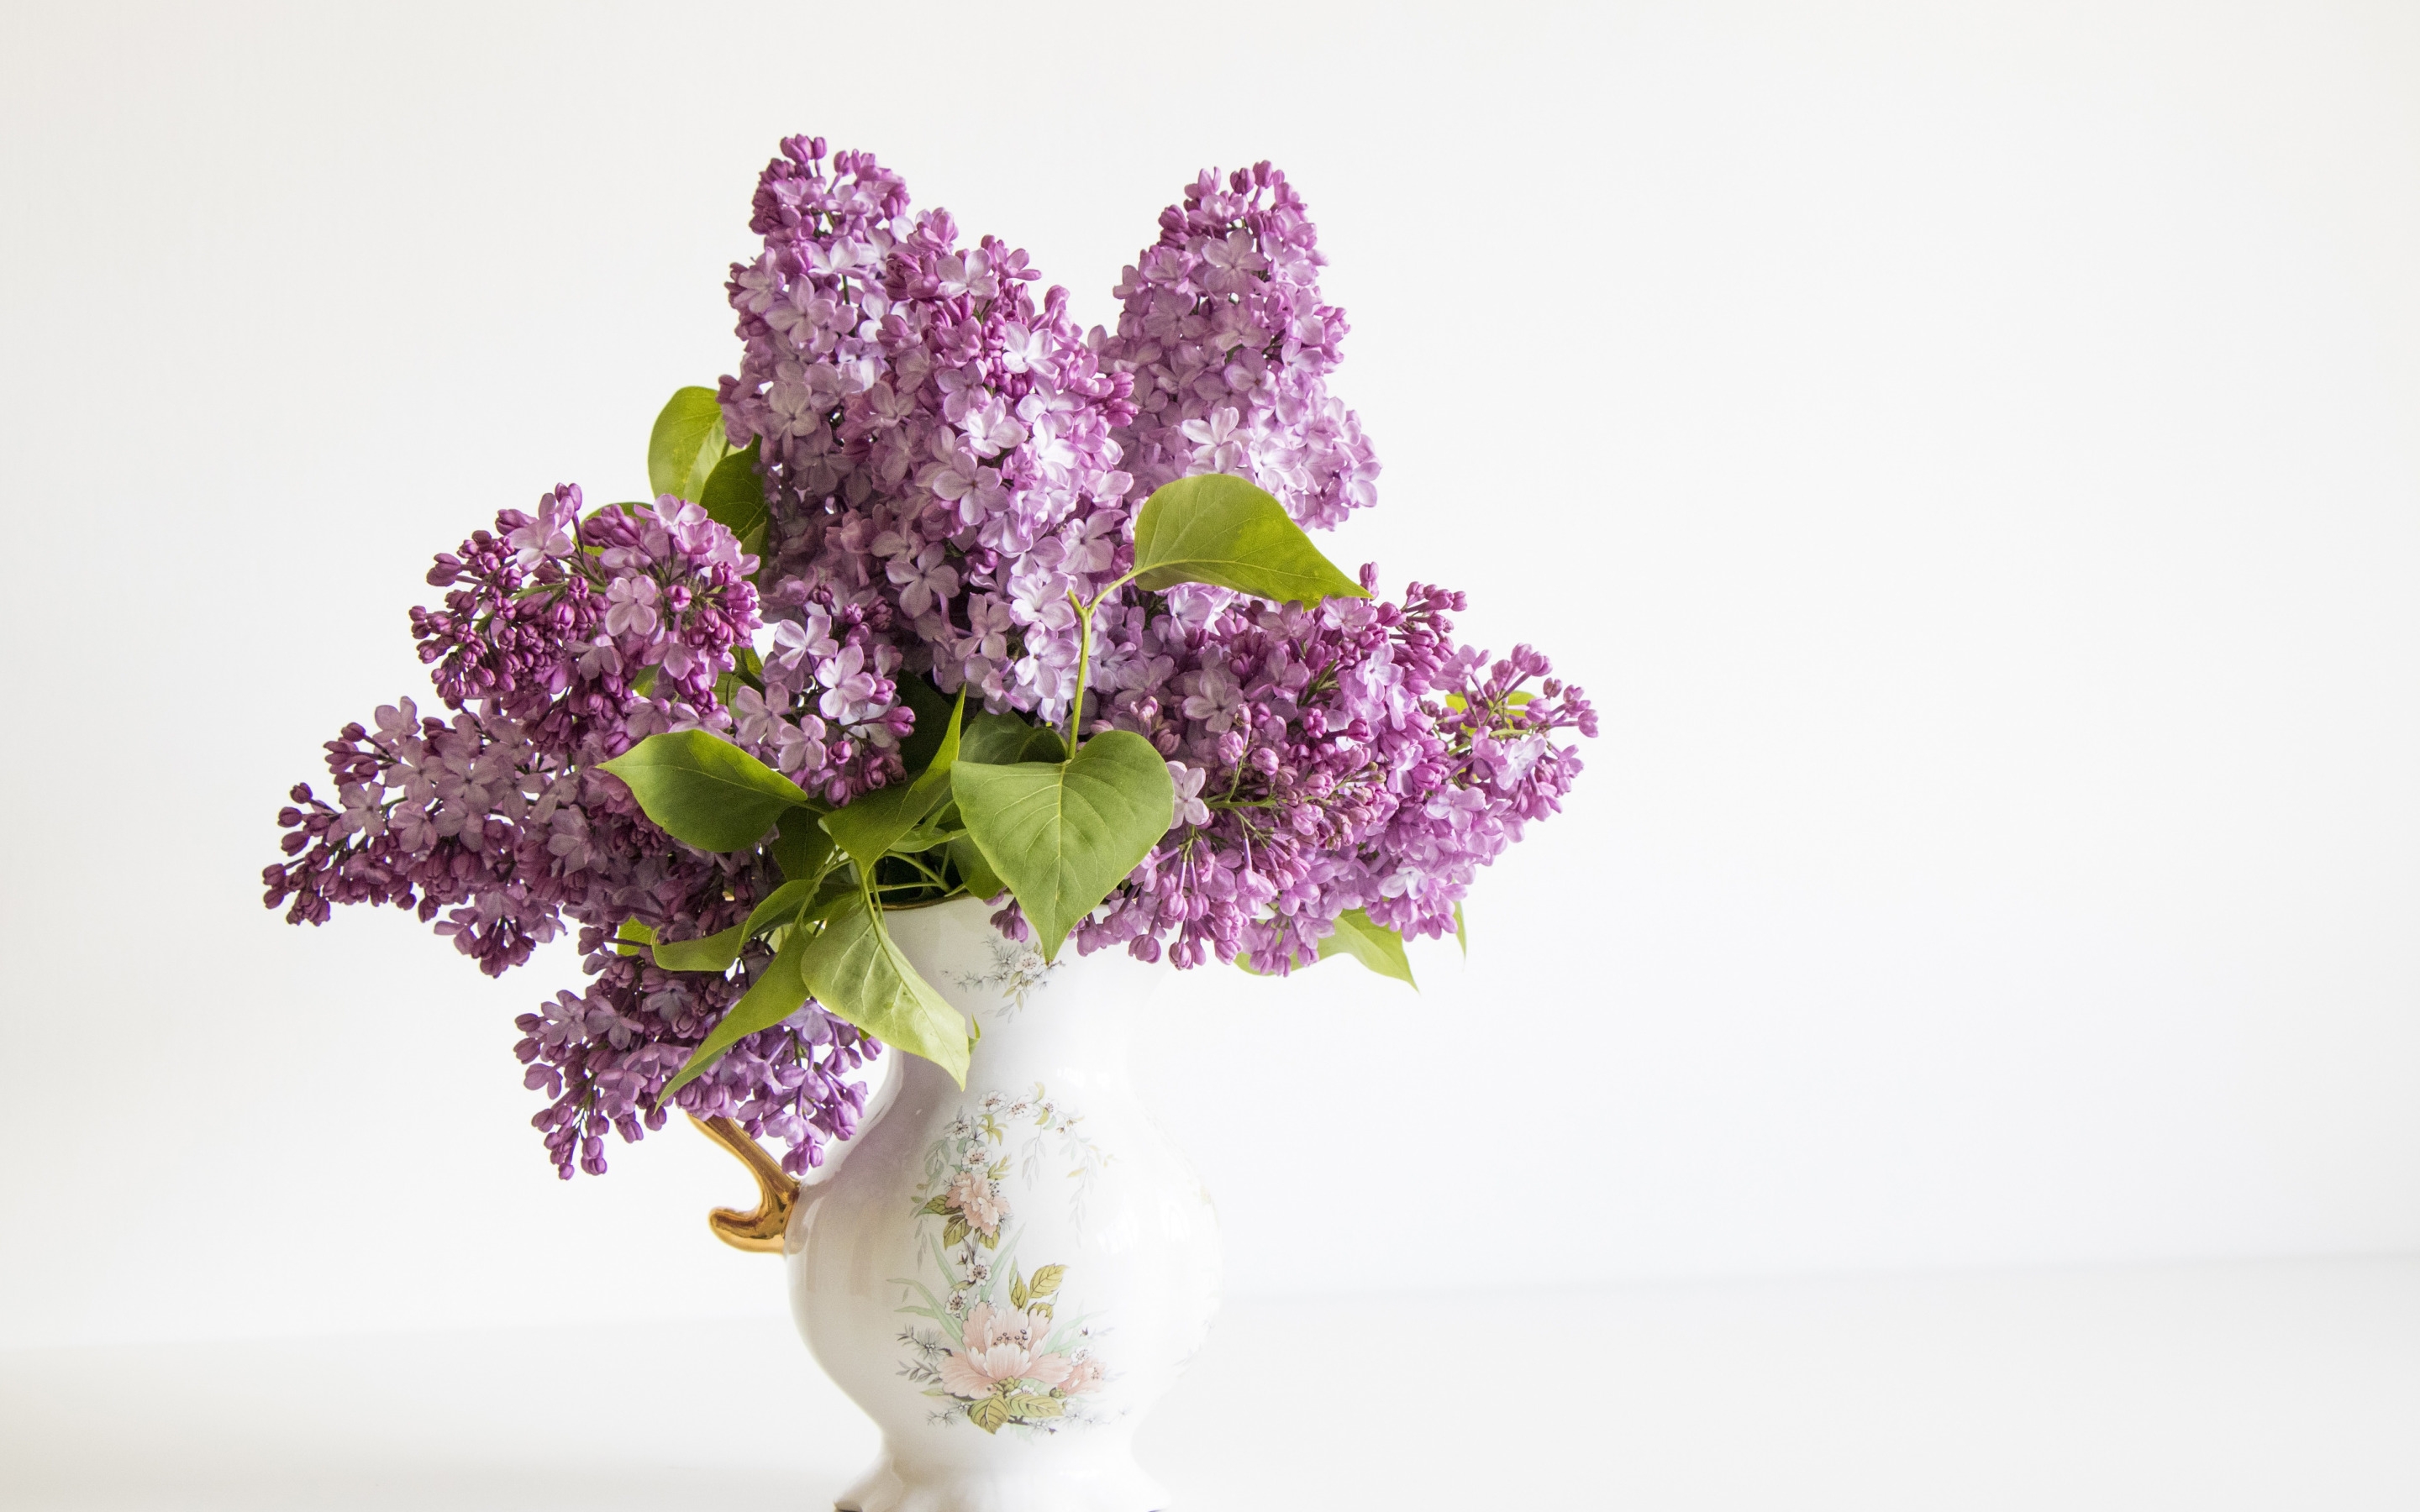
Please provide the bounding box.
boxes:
[688,1114,800,1253]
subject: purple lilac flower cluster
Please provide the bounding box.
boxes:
[1061,572,1597,971]
[715,137,1590,973]
[266,134,1592,1179]
[264,489,877,1177]
[718,138,1143,731]
[1095,162,1381,531]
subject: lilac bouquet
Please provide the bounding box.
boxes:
[265,138,1595,1182]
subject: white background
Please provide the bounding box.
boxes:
[1,0,2414,1352]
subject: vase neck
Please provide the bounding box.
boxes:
[882,897,1168,1090]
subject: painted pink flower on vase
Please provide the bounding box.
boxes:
[1059,1355,1105,1396]
[945,1167,1005,1238]
[939,1305,1073,1396]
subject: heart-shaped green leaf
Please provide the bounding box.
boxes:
[797,890,972,1084]
[647,386,731,502]
[959,711,1065,766]
[951,729,1175,962]
[1318,907,1417,987]
[821,690,964,873]
[599,730,813,852]
[1127,473,1369,605]
[697,439,766,553]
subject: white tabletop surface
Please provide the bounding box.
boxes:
[4,1257,2414,1510]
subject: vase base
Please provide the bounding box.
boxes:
[834,1446,1170,1512]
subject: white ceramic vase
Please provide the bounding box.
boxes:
[767,897,1220,1512]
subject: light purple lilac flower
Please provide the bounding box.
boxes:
[1006,569,1596,973]
[1095,163,1381,531]
[266,486,877,1179]
[267,135,1595,1183]
[718,135,1143,732]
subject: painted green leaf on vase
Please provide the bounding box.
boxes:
[966,1392,1013,1434]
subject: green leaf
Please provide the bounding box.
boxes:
[820,690,965,874]
[647,386,729,502]
[614,919,655,958]
[949,837,1006,900]
[893,675,958,776]
[656,925,814,1103]
[771,811,834,884]
[1126,473,1369,605]
[797,890,972,1084]
[960,711,1065,766]
[966,1392,1012,1434]
[1318,907,1417,988]
[1027,1263,1065,1298]
[649,921,745,974]
[951,730,1175,963]
[1445,690,1531,713]
[648,877,829,974]
[886,816,965,854]
[1003,1394,1064,1420]
[599,730,813,853]
[697,439,767,553]
[1454,901,1467,958]
[1010,1270,1029,1310]
[653,879,895,1099]
[944,1215,971,1249]
[920,1194,953,1216]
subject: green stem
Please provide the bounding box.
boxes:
[1063,591,1097,753]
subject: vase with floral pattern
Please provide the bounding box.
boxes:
[704,896,1220,1512]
